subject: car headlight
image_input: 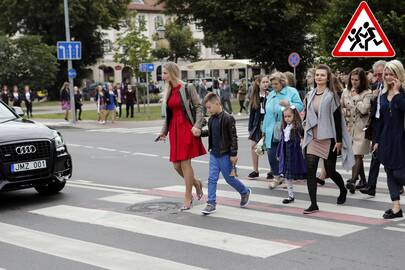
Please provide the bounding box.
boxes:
[52,131,65,151]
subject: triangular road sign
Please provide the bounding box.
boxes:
[332,1,395,58]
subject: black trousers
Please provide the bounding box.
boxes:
[306,140,346,206]
[367,147,381,190]
[118,103,122,118]
[239,100,247,113]
[126,103,134,118]
[75,105,82,120]
[385,167,405,201]
[25,102,32,117]
[222,99,233,114]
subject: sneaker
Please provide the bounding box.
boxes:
[303,204,319,214]
[266,172,274,180]
[201,204,216,215]
[240,188,252,208]
[248,171,259,178]
[282,197,295,204]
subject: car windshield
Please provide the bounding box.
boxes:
[0,102,17,123]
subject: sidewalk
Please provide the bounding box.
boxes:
[32,114,249,130]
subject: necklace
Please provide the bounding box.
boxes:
[315,91,324,96]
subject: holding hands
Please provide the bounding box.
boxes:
[191,127,201,137]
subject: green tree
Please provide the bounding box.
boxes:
[313,0,404,70]
[0,35,58,90]
[158,0,328,72]
[114,13,153,79]
[0,0,130,96]
[152,20,200,63]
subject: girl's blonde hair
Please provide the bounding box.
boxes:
[383,60,405,93]
[163,62,181,103]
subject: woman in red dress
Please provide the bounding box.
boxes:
[158,62,206,210]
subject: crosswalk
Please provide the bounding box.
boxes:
[86,124,251,138]
[1,176,404,270]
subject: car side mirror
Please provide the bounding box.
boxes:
[12,106,25,117]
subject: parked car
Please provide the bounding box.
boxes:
[0,101,72,194]
[82,82,109,101]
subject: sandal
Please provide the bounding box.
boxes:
[180,199,193,211]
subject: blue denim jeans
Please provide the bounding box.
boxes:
[267,142,280,176]
[207,153,249,206]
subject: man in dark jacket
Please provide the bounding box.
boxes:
[199,92,251,215]
[125,85,136,118]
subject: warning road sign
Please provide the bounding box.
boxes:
[332,1,395,58]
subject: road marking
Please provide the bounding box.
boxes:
[69,180,146,192]
[219,179,392,203]
[119,150,131,154]
[67,183,131,193]
[384,227,405,233]
[155,186,394,221]
[133,152,159,157]
[99,194,161,204]
[96,147,116,152]
[84,146,94,149]
[0,222,206,270]
[31,205,300,258]
[66,143,81,147]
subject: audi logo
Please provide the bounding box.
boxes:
[15,145,37,155]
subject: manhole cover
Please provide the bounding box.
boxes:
[128,201,181,213]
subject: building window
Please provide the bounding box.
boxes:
[196,70,205,78]
[181,71,188,80]
[154,16,164,30]
[213,69,220,78]
[103,40,112,53]
[138,15,146,27]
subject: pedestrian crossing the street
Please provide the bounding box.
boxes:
[1,177,404,270]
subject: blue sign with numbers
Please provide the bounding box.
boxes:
[288,52,300,68]
[57,41,82,60]
[68,68,77,79]
[139,63,154,72]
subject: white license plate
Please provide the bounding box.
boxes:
[11,160,47,173]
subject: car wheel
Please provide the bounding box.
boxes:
[35,180,66,195]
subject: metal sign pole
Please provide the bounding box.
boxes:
[146,71,150,115]
[63,0,76,124]
[293,67,296,86]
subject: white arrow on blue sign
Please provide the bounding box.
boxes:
[139,63,154,72]
[68,68,77,79]
[57,41,82,60]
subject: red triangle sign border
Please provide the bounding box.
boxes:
[332,1,395,58]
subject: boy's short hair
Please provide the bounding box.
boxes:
[203,92,221,105]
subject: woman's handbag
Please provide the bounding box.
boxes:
[273,121,282,142]
[255,136,266,156]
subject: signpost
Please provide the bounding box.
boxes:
[139,63,155,115]
[58,0,82,124]
[288,52,300,82]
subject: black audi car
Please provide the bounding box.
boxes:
[0,100,72,194]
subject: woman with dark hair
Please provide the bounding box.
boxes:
[302,64,354,214]
[342,68,373,193]
[60,82,70,121]
[247,75,269,178]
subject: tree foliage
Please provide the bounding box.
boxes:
[0,0,130,95]
[0,35,58,89]
[313,0,405,70]
[114,13,153,78]
[159,0,328,72]
[152,20,200,63]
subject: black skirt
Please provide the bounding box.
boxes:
[283,141,307,180]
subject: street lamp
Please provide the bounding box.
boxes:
[156,25,166,39]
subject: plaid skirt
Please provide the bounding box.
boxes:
[282,141,306,180]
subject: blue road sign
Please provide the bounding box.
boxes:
[57,41,82,60]
[68,68,77,79]
[288,52,300,68]
[139,63,154,72]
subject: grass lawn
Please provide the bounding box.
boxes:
[32,100,93,107]
[33,100,244,122]
[33,105,164,121]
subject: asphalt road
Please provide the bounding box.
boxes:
[0,121,404,270]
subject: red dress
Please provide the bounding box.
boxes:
[168,84,206,162]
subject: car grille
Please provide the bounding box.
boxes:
[0,140,52,163]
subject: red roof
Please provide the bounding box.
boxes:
[128,0,165,12]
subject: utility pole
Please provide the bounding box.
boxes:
[63,0,76,124]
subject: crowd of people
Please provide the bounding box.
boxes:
[158,59,405,219]
[1,85,35,118]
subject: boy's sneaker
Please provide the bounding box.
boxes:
[267,172,274,179]
[201,204,216,215]
[240,188,252,208]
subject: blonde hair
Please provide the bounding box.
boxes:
[269,72,288,87]
[283,71,296,87]
[383,60,405,93]
[163,62,181,103]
